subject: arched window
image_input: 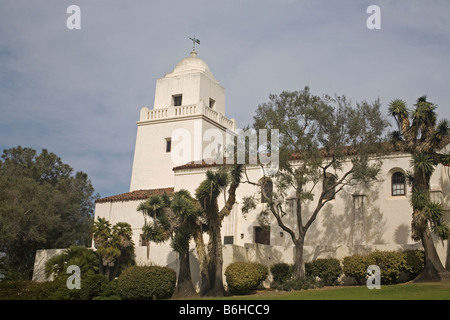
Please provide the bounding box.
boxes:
[261,178,273,203]
[323,174,336,200]
[392,172,406,196]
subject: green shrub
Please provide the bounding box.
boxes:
[402,250,424,281]
[255,263,269,284]
[0,280,62,300]
[0,273,120,300]
[342,254,376,285]
[277,276,324,291]
[369,250,404,284]
[79,273,110,300]
[0,281,35,300]
[47,276,82,300]
[95,278,121,300]
[118,266,176,300]
[343,250,424,285]
[305,258,342,286]
[3,281,30,300]
[225,262,268,295]
[270,263,293,284]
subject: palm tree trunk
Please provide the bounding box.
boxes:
[414,227,450,282]
[192,227,210,296]
[110,259,120,280]
[446,238,450,272]
[204,216,225,297]
[172,250,197,298]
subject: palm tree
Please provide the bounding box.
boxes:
[92,217,117,276]
[389,96,450,281]
[45,245,98,280]
[170,189,203,298]
[110,222,134,280]
[195,164,244,296]
[138,191,205,298]
[138,194,171,261]
[92,217,111,251]
[92,217,134,280]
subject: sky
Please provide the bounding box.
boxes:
[1,0,449,199]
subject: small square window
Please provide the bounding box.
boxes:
[173,94,182,106]
[139,234,149,247]
[209,98,215,109]
[223,236,234,245]
[165,138,171,153]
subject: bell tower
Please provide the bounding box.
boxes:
[129,50,236,191]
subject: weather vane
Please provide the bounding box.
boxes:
[189,35,200,52]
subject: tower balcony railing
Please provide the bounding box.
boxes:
[139,101,235,130]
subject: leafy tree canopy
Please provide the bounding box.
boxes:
[246,87,389,279]
[0,146,98,279]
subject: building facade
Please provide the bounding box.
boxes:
[34,50,450,285]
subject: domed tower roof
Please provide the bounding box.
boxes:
[168,51,213,77]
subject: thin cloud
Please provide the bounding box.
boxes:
[0,1,449,198]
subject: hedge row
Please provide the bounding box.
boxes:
[0,250,425,299]
[0,274,118,300]
[270,258,343,287]
[0,265,176,300]
[343,249,424,284]
[270,249,424,287]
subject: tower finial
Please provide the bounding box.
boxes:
[188,35,200,52]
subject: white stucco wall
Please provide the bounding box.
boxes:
[94,200,147,248]
[32,249,65,282]
[154,72,225,116]
[129,115,232,191]
[173,152,426,248]
[34,151,449,284]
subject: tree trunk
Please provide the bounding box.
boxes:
[446,238,450,272]
[292,238,306,279]
[414,228,450,282]
[192,227,210,296]
[110,259,120,280]
[99,260,105,276]
[172,250,198,298]
[411,169,450,282]
[204,218,225,297]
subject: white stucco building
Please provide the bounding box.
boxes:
[33,49,450,285]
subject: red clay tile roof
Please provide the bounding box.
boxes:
[96,188,174,203]
[173,159,229,171]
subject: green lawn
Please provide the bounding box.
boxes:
[218,280,450,300]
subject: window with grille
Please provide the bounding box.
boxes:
[392,172,406,196]
[323,174,337,200]
[261,179,273,203]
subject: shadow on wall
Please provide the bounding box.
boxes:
[244,242,288,265]
[394,223,410,245]
[305,186,387,252]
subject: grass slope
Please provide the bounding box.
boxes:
[221,280,450,300]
